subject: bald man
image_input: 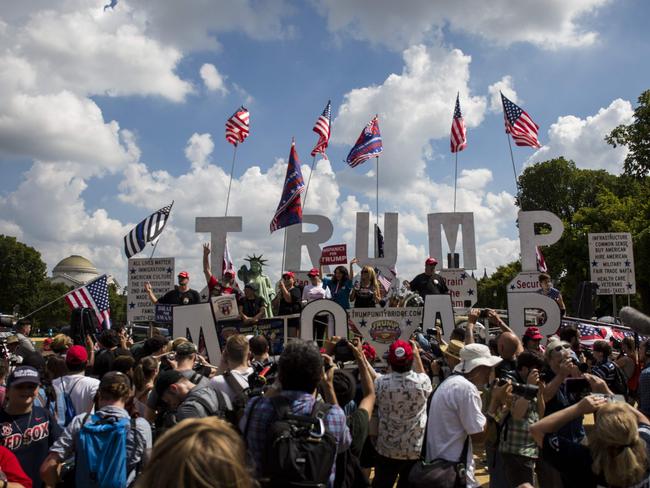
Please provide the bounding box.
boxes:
[495,332,522,380]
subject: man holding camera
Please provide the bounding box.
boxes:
[496,351,546,487]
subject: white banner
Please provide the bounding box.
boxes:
[127,257,175,323]
[588,232,636,295]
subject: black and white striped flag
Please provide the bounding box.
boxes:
[123,203,173,259]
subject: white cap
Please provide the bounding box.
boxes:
[454,343,502,374]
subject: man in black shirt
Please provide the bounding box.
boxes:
[408,257,449,299]
[273,271,302,336]
[239,284,267,324]
[0,366,61,487]
[145,271,201,306]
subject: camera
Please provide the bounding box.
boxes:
[334,339,355,363]
[497,378,539,401]
[478,309,490,319]
[571,357,589,373]
[248,361,278,390]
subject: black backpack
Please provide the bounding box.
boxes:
[258,395,337,488]
[611,362,630,399]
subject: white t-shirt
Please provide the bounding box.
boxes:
[302,283,331,302]
[53,373,100,415]
[211,367,254,400]
[425,374,486,488]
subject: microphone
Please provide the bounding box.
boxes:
[620,306,650,336]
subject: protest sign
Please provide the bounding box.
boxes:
[440,270,477,313]
[127,257,175,323]
[211,294,239,320]
[348,307,422,363]
[320,244,347,265]
[217,317,286,356]
[588,232,636,295]
[154,303,173,324]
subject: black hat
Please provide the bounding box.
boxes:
[332,369,356,407]
[154,369,184,398]
[7,366,40,387]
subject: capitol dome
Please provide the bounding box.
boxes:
[51,255,99,286]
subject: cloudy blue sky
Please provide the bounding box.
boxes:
[0,0,647,288]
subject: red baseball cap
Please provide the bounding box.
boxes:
[524,327,544,341]
[223,270,235,277]
[282,271,295,279]
[307,268,319,277]
[425,257,438,266]
[362,343,377,362]
[66,345,88,365]
[178,271,189,279]
[387,340,413,367]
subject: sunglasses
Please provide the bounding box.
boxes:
[553,344,571,352]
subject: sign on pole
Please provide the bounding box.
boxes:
[588,233,635,295]
[320,244,347,265]
[127,257,175,323]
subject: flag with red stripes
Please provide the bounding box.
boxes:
[501,93,541,148]
[311,100,332,157]
[223,238,235,275]
[536,246,548,273]
[450,94,467,153]
[225,106,250,146]
[65,274,111,329]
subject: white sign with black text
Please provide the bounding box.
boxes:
[127,257,175,323]
[588,232,636,295]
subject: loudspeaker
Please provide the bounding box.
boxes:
[571,281,598,319]
[70,308,100,345]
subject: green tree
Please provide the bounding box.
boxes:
[478,261,521,309]
[109,283,127,328]
[606,90,650,178]
[0,235,47,316]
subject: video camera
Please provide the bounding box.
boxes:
[248,361,278,391]
[496,378,539,401]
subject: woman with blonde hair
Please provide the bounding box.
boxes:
[136,417,256,488]
[350,265,381,308]
[531,385,650,487]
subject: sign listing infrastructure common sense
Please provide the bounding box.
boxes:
[588,232,636,295]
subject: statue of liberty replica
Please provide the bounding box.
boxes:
[238,254,275,318]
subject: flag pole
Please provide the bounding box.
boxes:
[281,227,288,273]
[453,151,459,212]
[506,133,519,189]
[225,144,238,216]
[149,200,173,260]
[21,293,69,320]
[375,155,380,227]
[303,155,317,209]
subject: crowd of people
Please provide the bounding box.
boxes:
[1,251,647,488]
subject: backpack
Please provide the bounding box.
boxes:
[257,395,337,488]
[186,387,234,423]
[611,362,630,398]
[334,444,370,488]
[223,371,251,424]
[75,413,135,488]
[56,378,83,428]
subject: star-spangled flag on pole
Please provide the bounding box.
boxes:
[311,100,332,157]
[225,106,250,146]
[501,93,541,148]
[123,203,173,259]
[345,116,383,168]
[450,93,467,153]
[270,141,305,233]
[65,274,111,329]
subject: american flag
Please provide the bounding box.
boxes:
[450,94,467,153]
[311,100,332,157]
[225,106,250,146]
[65,274,111,329]
[270,141,305,233]
[536,246,548,273]
[576,323,608,348]
[123,203,172,259]
[346,116,383,168]
[501,93,541,148]
[375,224,384,258]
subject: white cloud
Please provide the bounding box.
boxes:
[487,75,519,112]
[315,0,609,50]
[200,63,228,95]
[528,98,634,172]
[185,133,215,169]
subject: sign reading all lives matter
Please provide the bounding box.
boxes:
[588,233,636,295]
[127,258,175,322]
